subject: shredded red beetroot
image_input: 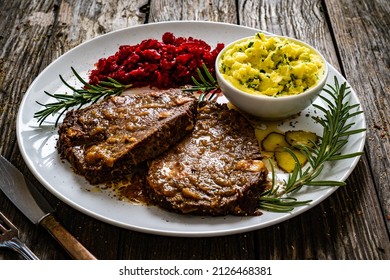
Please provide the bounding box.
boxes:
[88,32,224,88]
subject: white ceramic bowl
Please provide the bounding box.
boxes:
[215,34,329,120]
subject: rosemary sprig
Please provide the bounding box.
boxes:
[35,64,218,126]
[183,63,220,101]
[259,77,366,212]
[259,159,312,212]
[34,67,132,126]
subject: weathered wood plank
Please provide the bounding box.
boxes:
[237,0,389,259]
[0,0,149,260]
[0,0,61,260]
[0,0,56,157]
[120,232,256,259]
[53,0,148,49]
[1,0,388,260]
[148,0,237,22]
[325,0,390,233]
[239,0,339,67]
[42,0,150,260]
[255,158,388,260]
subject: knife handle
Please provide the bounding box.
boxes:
[40,214,97,260]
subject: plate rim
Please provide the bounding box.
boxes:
[16,21,366,237]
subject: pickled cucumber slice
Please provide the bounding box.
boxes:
[261,132,289,151]
[285,130,318,148]
[275,148,308,173]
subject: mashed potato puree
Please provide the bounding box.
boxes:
[219,33,325,97]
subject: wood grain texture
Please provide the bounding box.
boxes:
[40,0,150,260]
[0,0,55,157]
[120,232,257,259]
[325,0,390,232]
[237,0,389,259]
[239,0,340,68]
[149,0,237,22]
[0,0,60,260]
[40,214,97,260]
[0,0,149,260]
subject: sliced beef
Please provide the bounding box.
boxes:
[58,89,197,184]
[146,102,268,216]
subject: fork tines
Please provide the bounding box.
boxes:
[0,212,39,260]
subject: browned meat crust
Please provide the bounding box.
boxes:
[57,89,197,184]
[146,102,268,216]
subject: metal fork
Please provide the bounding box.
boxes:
[0,212,39,260]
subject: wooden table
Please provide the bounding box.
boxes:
[0,0,389,260]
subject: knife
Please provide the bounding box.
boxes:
[0,155,97,260]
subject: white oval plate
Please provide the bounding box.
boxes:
[16,21,366,237]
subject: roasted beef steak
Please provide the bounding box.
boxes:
[58,89,197,184]
[146,102,268,216]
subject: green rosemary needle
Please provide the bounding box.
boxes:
[183,63,220,101]
[34,67,132,126]
[259,77,366,212]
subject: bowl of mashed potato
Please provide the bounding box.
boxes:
[216,33,328,119]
